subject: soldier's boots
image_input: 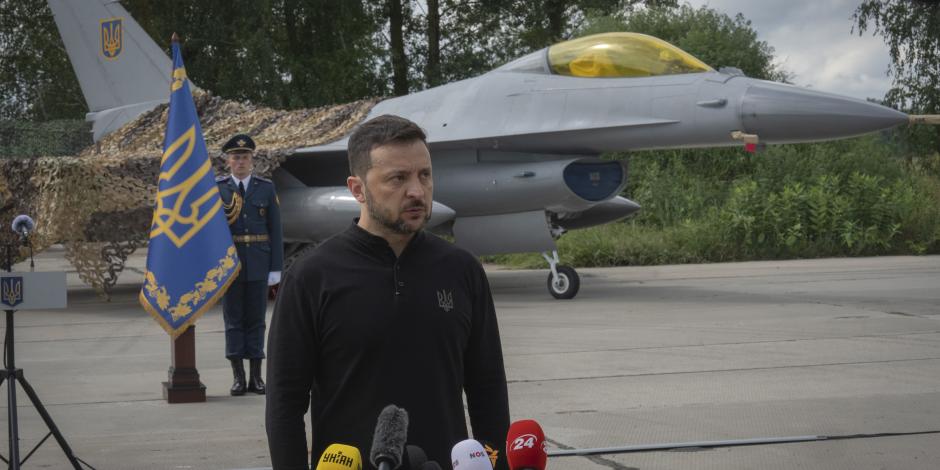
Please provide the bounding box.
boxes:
[230,359,247,396]
[248,359,266,395]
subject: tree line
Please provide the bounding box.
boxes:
[0,0,937,262]
[2,1,936,137]
[2,0,684,121]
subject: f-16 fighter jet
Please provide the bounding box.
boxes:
[45,0,932,298]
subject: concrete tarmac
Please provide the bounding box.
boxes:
[1,249,938,469]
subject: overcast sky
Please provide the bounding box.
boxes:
[684,0,893,101]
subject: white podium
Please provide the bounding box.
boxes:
[1,272,67,310]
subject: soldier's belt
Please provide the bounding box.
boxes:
[232,234,269,243]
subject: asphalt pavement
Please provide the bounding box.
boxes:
[1,248,938,469]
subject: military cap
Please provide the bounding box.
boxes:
[222,133,256,153]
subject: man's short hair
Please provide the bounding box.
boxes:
[347,115,427,178]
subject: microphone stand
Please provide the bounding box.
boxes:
[0,239,90,469]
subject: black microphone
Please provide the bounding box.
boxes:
[405,444,428,469]
[370,404,409,470]
[11,215,34,239]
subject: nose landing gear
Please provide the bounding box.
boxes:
[542,250,580,299]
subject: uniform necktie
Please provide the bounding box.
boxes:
[238,181,245,197]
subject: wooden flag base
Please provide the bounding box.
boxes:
[163,326,206,403]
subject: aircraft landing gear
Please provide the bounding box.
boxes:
[542,250,580,299]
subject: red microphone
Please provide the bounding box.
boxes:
[506,419,547,470]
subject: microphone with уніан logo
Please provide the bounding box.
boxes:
[315,443,362,470]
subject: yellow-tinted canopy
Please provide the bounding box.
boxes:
[548,32,713,78]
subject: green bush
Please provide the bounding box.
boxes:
[484,221,724,269]
[715,172,935,258]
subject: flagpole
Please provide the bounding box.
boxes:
[163,325,206,403]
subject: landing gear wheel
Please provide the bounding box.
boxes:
[547,265,580,299]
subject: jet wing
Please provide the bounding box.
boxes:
[428,116,680,154]
[290,115,679,158]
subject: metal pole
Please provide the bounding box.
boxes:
[5,310,20,470]
[547,435,824,457]
[3,244,18,469]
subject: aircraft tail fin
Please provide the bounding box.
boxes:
[47,0,172,141]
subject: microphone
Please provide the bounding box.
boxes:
[11,215,34,239]
[315,443,363,470]
[405,444,428,469]
[451,439,492,470]
[370,405,409,470]
[506,420,547,470]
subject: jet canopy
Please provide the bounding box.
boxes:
[546,32,713,78]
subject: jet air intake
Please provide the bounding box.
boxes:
[433,156,629,216]
[563,161,624,202]
[278,186,456,243]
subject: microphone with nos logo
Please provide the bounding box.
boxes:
[506,420,547,470]
[315,443,363,470]
[451,439,493,470]
[370,405,409,470]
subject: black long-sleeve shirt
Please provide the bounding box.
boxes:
[266,224,509,470]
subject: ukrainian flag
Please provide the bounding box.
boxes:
[140,37,240,337]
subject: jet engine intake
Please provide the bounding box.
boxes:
[278,186,456,243]
[433,155,628,216]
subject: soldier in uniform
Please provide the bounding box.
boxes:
[217,133,283,396]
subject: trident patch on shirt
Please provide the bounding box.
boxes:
[437,289,453,312]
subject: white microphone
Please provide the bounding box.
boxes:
[451,439,492,470]
[11,215,35,238]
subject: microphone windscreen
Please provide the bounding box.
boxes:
[315,443,363,470]
[406,445,428,469]
[506,420,547,470]
[418,463,442,470]
[11,215,34,234]
[370,405,409,469]
[451,439,492,470]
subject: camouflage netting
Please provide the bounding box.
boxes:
[0,89,377,298]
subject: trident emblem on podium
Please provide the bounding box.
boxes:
[1,276,23,308]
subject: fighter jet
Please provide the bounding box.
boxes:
[47,0,919,299]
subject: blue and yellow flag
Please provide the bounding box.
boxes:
[140,38,240,338]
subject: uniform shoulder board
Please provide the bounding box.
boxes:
[216,175,230,182]
[254,176,272,184]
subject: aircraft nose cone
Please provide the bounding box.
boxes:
[741,81,908,143]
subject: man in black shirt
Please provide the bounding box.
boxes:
[265,115,510,469]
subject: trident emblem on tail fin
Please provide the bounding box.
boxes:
[100,18,123,59]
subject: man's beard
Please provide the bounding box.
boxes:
[364,186,431,235]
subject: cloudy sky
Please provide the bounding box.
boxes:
[684,0,893,101]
